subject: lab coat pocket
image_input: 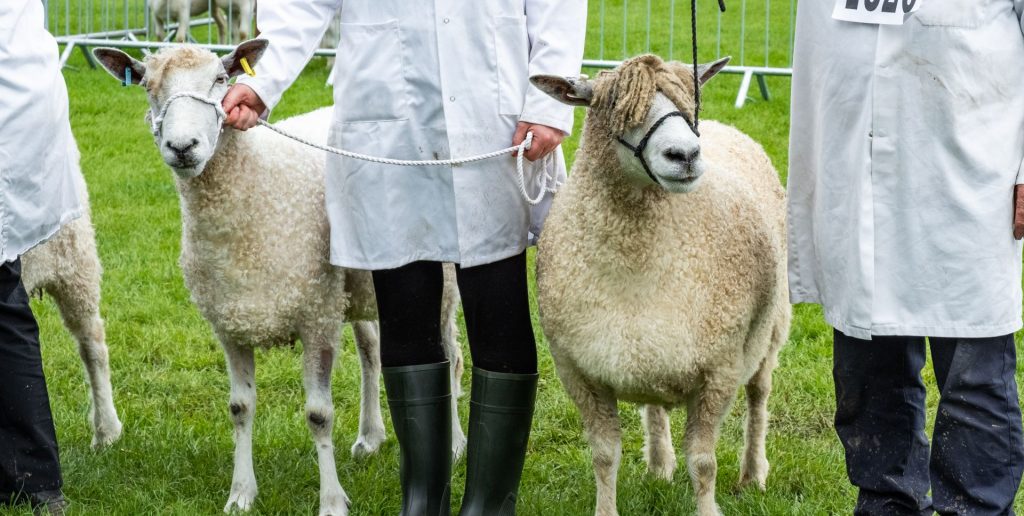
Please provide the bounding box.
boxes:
[913,0,984,28]
[495,15,529,117]
[334,20,409,123]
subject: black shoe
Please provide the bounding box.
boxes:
[383,362,453,516]
[459,368,538,516]
[28,490,67,516]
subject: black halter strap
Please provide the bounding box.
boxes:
[616,111,696,183]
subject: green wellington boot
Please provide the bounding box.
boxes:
[383,362,453,516]
[458,368,539,516]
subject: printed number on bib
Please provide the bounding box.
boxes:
[832,0,921,25]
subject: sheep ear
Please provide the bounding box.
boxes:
[222,38,269,78]
[530,75,594,107]
[93,47,146,85]
[696,56,730,86]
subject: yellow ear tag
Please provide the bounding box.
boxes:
[240,57,256,77]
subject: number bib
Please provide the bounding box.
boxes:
[832,0,921,25]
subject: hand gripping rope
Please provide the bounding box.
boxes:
[150,91,560,206]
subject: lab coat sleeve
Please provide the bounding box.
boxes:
[1017,0,1024,184]
[236,0,343,112]
[518,0,587,135]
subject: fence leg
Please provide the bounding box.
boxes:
[756,73,771,101]
[735,69,754,109]
[59,42,76,69]
[79,44,97,69]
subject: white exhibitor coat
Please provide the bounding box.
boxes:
[789,0,1024,340]
[239,0,586,269]
[0,0,82,263]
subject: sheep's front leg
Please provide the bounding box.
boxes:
[301,333,350,516]
[739,355,775,491]
[222,342,257,513]
[350,321,386,458]
[174,5,190,43]
[641,405,675,480]
[561,368,622,516]
[684,380,736,516]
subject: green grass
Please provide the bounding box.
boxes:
[6,2,1024,514]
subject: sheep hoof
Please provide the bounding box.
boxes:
[318,488,350,516]
[646,459,675,481]
[738,459,769,492]
[90,419,123,450]
[350,431,386,458]
[224,485,257,513]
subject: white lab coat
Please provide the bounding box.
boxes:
[788,0,1024,340]
[0,0,82,264]
[239,0,586,269]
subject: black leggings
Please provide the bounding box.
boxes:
[371,251,537,374]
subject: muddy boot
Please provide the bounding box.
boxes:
[383,362,453,516]
[458,368,539,516]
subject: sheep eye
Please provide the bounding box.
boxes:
[215,75,228,85]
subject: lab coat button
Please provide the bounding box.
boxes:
[443,17,450,23]
[449,96,456,102]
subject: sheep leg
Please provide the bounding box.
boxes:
[641,404,675,480]
[212,7,228,45]
[300,331,350,516]
[50,284,122,449]
[223,341,258,513]
[440,268,467,459]
[175,4,189,43]
[561,369,621,516]
[739,355,775,491]
[235,1,252,43]
[683,381,736,516]
[350,321,386,458]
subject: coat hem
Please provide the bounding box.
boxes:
[330,243,528,271]
[824,311,1023,341]
[1,208,83,264]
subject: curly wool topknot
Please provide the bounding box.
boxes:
[591,54,698,135]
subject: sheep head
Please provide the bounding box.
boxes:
[93,39,268,179]
[532,54,729,194]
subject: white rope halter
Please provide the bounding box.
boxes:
[150,91,561,205]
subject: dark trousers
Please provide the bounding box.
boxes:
[833,330,1024,515]
[0,259,62,498]
[371,251,537,374]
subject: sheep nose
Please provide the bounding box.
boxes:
[663,147,699,164]
[166,138,199,156]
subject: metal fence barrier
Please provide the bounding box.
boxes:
[46,0,795,108]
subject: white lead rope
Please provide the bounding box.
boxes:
[152,92,561,205]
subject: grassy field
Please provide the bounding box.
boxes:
[5,1,1024,514]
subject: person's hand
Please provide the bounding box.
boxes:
[222,83,266,131]
[1014,185,1024,240]
[512,122,565,162]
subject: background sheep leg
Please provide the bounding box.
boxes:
[641,404,675,480]
[173,4,190,43]
[300,330,350,516]
[235,1,252,43]
[212,7,227,44]
[683,381,736,516]
[49,284,122,448]
[562,369,622,516]
[222,341,258,513]
[350,321,386,458]
[739,353,776,491]
[440,266,466,459]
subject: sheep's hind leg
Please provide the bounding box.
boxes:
[739,354,776,491]
[49,283,122,448]
[301,330,350,516]
[350,321,386,458]
[223,341,258,513]
[440,267,467,460]
[641,405,675,480]
[561,368,622,516]
[684,380,736,516]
